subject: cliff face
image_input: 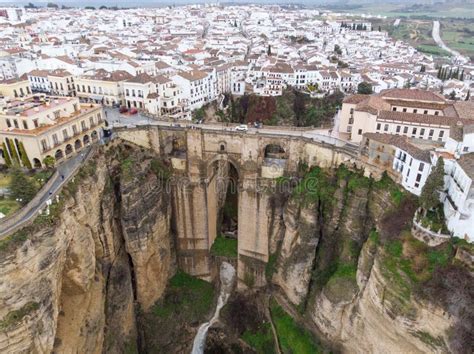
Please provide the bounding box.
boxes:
[0,144,174,354]
[270,167,471,354]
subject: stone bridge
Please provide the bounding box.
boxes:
[115,125,383,287]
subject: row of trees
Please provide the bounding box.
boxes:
[437,66,465,81]
[340,22,368,31]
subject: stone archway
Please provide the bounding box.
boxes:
[206,155,241,248]
[33,158,42,169]
[55,149,64,160]
[65,144,73,156]
[74,139,82,151]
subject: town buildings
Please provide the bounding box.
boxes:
[0,96,105,168]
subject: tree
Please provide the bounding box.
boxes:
[99,5,108,9]
[18,142,32,169]
[267,45,271,56]
[2,143,12,167]
[293,90,306,127]
[466,90,470,101]
[357,82,372,94]
[43,156,55,168]
[420,157,444,211]
[459,70,464,81]
[378,25,381,32]
[7,139,20,165]
[24,2,36,9]
[449,90,457,100]
[437,67,442,79]
[9,169,37,206]
[334,44,342,55]
[47,2,58,8]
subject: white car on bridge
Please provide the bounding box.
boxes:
[235,125,248,132]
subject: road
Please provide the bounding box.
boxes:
[0,148,91,238]
[432,21,468,64]
[105,108,355,149]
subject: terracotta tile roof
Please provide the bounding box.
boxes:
[453,101,474,120]
[177,70,207,81]
[343,94,369,104]
[378,110,462,127]
[364,133,431,162]
[356,96,390,115]
[458,153,474,179]
[380,88,445,103]
[126,73,153,84]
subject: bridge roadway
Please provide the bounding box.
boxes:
[0,118,358,239]
[110,118,359,151]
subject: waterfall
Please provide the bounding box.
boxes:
[191,262,236,354]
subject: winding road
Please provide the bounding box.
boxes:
[432,21,468,63]
[0,147,92,238]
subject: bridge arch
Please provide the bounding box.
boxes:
[205,153,241,266]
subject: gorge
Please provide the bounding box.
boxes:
[0,138,472,354]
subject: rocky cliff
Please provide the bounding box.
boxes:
[0,143,174,353]
[271,166,473,354]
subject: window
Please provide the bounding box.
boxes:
[429,129,434,137]
[424,110,428,114]
[413,109,417,114]
[6,119,11,128]
[463,146,469,152]
[420,128,425,136]
[415,182,420,188]
[419,163,424,171]
[403,126,408,134]
[81,121,86,130]
[350,108,354,114]
[392,107,397,111]
[439,131,445,138]
[13,120,19,129]
[53,134,59,145]
[73,103,78,112]
[384,124,389,132]
[54,110,60,119]
[41,139,48,152]
[97,113,101,121]
[358,129,362,135]
[89,117,94,126]
[376,123,381,131]
[63,129,68,140]
[434,111,439,116]
[412,127,417,135]
[416,173,422,182]
[72,125,78,135]
[22,121,28,129]
[403,108,407,112]
[33,119,38,128]
[396,125,401,133]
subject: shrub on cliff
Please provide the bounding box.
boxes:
[419,157,444,211]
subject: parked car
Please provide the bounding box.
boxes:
[235,124,248,132]
[119,106,128,114]
[254,121,263,129]
[129,108,138,115]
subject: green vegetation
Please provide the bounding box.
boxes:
[242,323,275,354]
[225,90,343,127]
[416,45,450,57]
[7,140,20,166]
[150,158,170,181]
[380,232,456,306]
[374,172,405,206]
[270,299,322,354]
[210,235,238,259]
[42,155,55,168]
[18,142,32,169]
[419,206,449,234]
[9,168,38,205]
[0,302,39,330]
[413,331,447,350]
[2,143,12,167]
[357,81,373,94]
[151,270,215,322]
[420,158,444,211]
[265,253,278,282]
[0,199,20,216]
[120,157,134,181]
[324,263,358,303]
[0,229,28,255]
[293,166,335,207]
